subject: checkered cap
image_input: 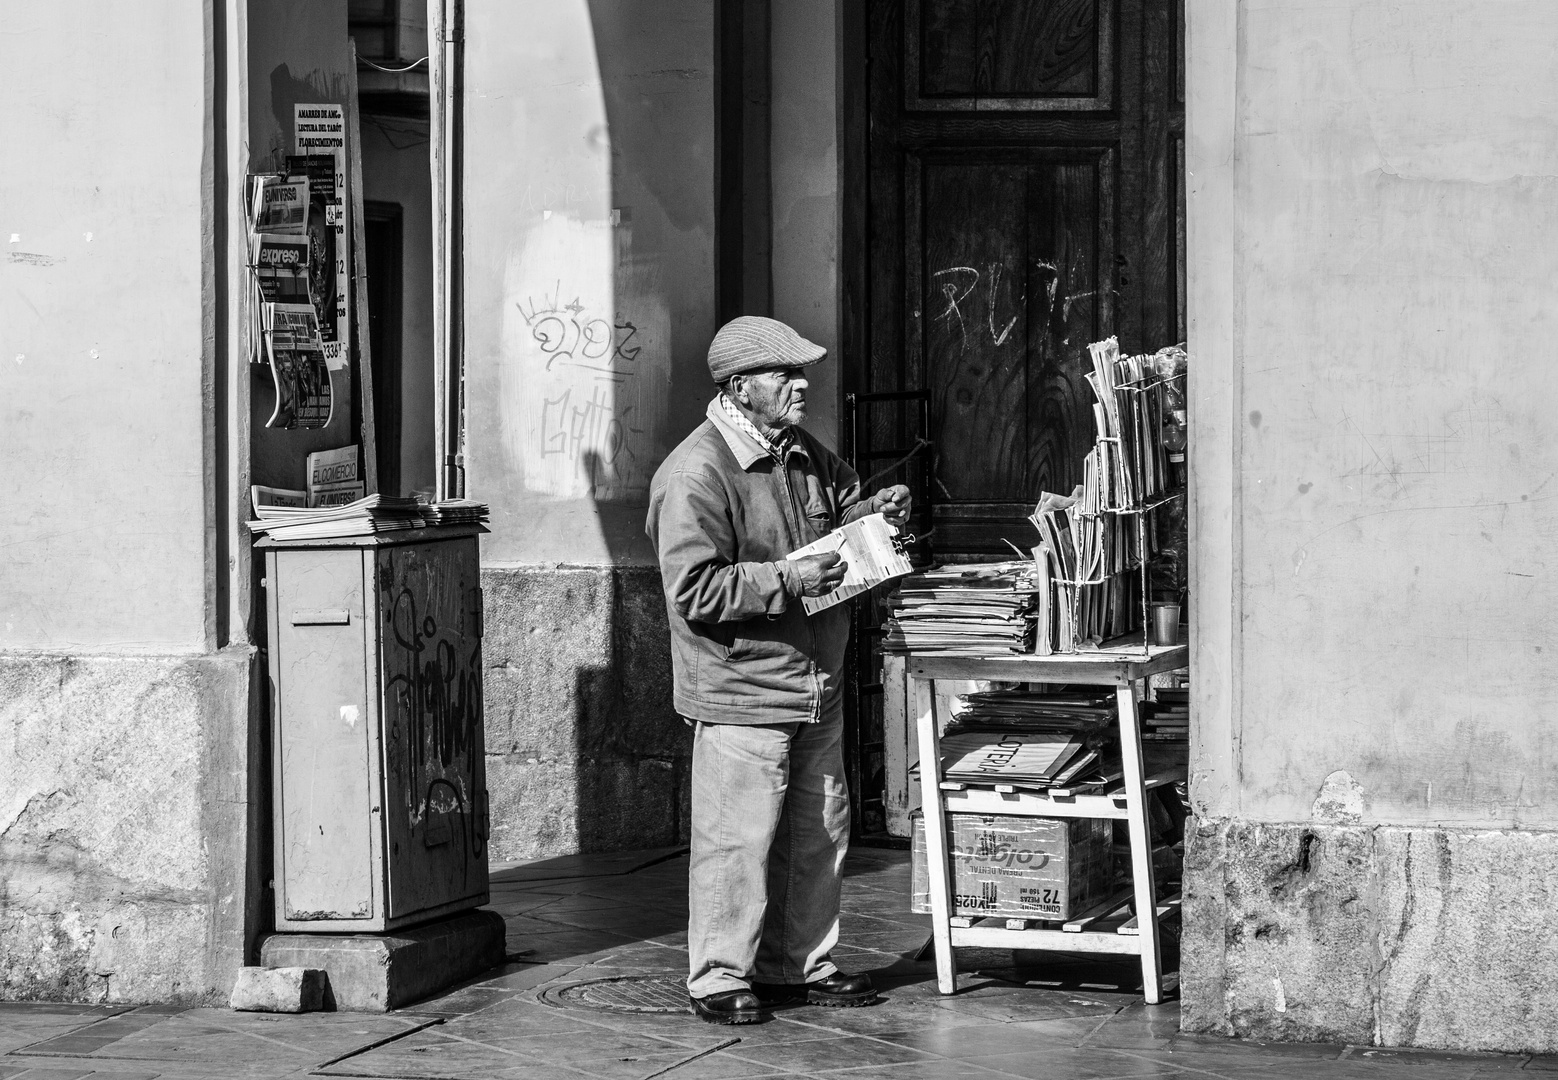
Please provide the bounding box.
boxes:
[707,316,827,383]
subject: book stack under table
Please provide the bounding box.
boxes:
[908,644,1190,1004]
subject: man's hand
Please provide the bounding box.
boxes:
[873,485,913,528]
[793,552,848,597]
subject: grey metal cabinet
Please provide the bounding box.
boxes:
[261,526,489,932]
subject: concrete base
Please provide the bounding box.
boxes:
[260,909,506,1012]
[1182,818,1558,1053]
[0,649,260,1005]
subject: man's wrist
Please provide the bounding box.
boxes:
[774,559,802,598]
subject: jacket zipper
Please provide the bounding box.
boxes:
[775,450,822,722]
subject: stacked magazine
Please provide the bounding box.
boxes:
[883,562,1042,655]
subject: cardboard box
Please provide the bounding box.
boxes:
[910,811,1112,921]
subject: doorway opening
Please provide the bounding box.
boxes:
[840,0,1187,841]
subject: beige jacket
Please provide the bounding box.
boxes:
[645,399,875,724]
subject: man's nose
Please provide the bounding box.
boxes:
[790,375,809,391]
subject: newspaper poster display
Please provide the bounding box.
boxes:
[293,104,349,369]
[252,177,308,234]
[263,303,333,430]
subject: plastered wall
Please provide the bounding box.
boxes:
[0,0,212,652]
[462,0,716,567]
[1189,2,1558,832]
[771,0,841,453]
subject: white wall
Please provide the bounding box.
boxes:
[462,0,716,566]
[0,0,212,652]
[771,0,841,453]
[1189,0,1558,829]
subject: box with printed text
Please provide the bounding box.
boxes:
[910,811,1112,921]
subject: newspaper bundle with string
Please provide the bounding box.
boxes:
[785,512,913,615]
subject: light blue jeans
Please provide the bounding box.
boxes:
[686,700,851,999]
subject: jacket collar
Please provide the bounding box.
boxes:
[706,396,811,471]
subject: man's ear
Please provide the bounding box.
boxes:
[728,375,748,406]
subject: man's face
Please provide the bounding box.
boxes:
[733,367,808,429]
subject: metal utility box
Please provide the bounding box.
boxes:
[260,526,489,932]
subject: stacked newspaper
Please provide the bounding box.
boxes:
[248,493,425,541]
[883,562,1041,655]
[419,498,490,527]
[930,689,1124,791]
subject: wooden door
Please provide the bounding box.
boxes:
[853,0,1183,555]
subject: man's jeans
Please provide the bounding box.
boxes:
[686,701,851,999]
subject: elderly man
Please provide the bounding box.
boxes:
[646,316,911,1024]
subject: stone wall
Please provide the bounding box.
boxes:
[0,651,259,1004]
[482,567,689,861]
[1182,820,1558,1052]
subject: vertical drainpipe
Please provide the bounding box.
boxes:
[430,0,465,499]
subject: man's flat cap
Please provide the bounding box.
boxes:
[707,316,827,383]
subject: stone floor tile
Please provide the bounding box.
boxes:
[802,1059,1016,1079]
[959,1046,1193,1079]
[717,1033,942,1073]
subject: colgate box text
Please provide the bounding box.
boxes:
[911,811,1111,921]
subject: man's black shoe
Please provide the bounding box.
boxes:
[689,989,763,1024]
[753,972,877,1007]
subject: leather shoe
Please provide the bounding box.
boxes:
[753,971,877,1007]
[689,989,763,1025]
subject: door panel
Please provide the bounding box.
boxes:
[862,0,1179,555]
[910,0,1114,109]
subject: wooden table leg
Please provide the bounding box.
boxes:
[1117,681,1163,1003]
[914,676,957,995]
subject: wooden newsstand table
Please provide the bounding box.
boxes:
[911,643,1190,1003]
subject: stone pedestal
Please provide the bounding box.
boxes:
[259,909,506,1012]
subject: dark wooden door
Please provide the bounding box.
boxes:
[852,0,1183,555]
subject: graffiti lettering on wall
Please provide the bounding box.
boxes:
[930,247,1103,353]
[384,582,483,860]
[516,281,650,495]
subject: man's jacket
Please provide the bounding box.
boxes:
[645,398,875,725]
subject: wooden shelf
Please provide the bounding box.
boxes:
[909,643,1188,687]
[912,647,1188,1004]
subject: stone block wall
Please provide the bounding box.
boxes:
[0,650,260,1004]
[482,566,690,861]
[1182,820,1558,1052]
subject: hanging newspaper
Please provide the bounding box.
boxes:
[250,175,309,235]
[263,304,333,430]
[292,104,349,369]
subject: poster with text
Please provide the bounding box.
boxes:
[293,104,349,370]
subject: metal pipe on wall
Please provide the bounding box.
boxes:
[428,0,464,499]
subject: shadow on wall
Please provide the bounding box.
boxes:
[576,450,690,858]
[476,0,714,862]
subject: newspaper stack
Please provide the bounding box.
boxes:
[883,562,1041,655]
[948,689,1118,732]
[1142,688,1189,742]
[419,498,490,527]
[937,730,1106,789]
[935,689,1120,789]
[248,493,425,542]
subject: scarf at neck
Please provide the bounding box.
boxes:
[718,393,795,462]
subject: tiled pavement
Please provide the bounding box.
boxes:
[1,847,1546,1080]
